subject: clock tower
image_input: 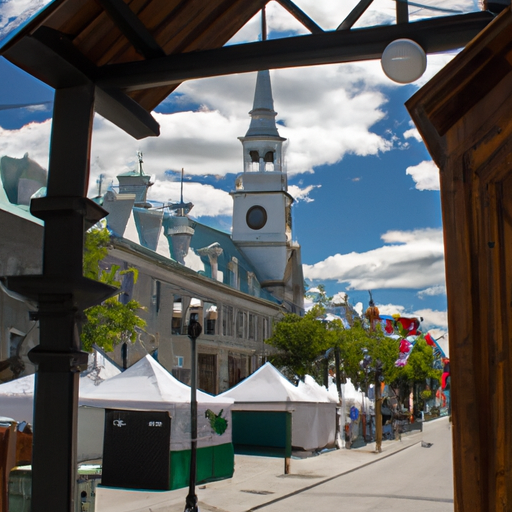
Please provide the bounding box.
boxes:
[231,70,301,306]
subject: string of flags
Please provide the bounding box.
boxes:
[374,314,445,368]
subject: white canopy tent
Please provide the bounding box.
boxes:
[79,354,233,452]
[219,363,337,451]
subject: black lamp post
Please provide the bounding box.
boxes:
[360,348,372,442]
[185,319,202,512]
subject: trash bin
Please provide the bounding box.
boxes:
[8,465,102,512]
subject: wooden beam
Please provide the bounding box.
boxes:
[406,9,512,510]
[4,27,159,139]
[338,0,375,31]
[95,0,165,59]
[95,86,160,139]
[397,0,409,24]
[96,12,493,91]
[274,0,324,33]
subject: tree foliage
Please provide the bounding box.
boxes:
[335,321,399,391]
[268,284,441,405]
[266,305,335,381]
[81,227,146,353]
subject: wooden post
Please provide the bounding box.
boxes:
[5,84,114,512]
[406,9,512,510]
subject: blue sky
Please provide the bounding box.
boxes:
[0,0,484,336]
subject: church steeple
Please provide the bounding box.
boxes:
[245,70,280,138]
[238,70,286,175]
[231,69,295,293]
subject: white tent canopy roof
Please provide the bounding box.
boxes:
[219,362,319,403]
[80,354,232,408]
[298,375,338,403]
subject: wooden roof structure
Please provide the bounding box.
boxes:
[0,1,493,139]
[0,1,503,511]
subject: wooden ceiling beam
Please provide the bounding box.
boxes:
[95,0,165,59]
[397,0,409,24]
[96,12,493,91]
[338,0,375,30]
[274,0,324,34]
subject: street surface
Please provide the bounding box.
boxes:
[95,417,453,512]
[259,418,453,512]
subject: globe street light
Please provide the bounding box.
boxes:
[381,39,427,84]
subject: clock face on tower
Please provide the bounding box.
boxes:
[246,205,267,230]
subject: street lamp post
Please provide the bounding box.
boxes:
[360,349,372,443]
[185,319,202,512]
[374,359,384,453]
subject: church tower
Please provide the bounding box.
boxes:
[231,70,300,305]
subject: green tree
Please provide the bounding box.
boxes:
[334,320,399,392]
[81,227,146,353]
[266,305,335,381]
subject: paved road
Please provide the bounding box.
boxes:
[96,417,453,512]
[257,418,453,512]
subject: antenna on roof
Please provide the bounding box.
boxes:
[137,151,144,175]
[153,168,194,216]
[96,174,105,196]
[180,168,184,204]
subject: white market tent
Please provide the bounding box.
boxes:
[341,378,372,415]
[79,355,233,461]
[298,375,339,404]
[0,349,121,424]
[219,362,337,451]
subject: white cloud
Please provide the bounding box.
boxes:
[0,63,398,199]
[167,64,396,176]
[373,303,448,330]
[288,183,320,203]
[406,160,439,191]
[0,120,51,168]
[414,308,448,330]
[0,0,52,41]
[418,285,446,299]
[376,303,406,316]
[403,125,423,142]
[150,180,233,218]
[303,228,446,289]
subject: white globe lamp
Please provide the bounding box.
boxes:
[381,39,427,84]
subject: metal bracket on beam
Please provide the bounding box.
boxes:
[30,196,109,230]
[28,346,89,373]
[3,275,118,312]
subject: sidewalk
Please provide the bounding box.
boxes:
[95,420,435,512]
